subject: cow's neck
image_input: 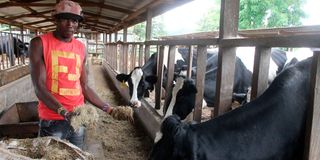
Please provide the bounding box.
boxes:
[164,77,184,118]
[130,68,143,103]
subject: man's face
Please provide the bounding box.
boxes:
[56,18,79,39]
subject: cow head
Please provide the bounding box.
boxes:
[116,67,157,107]
[149,114,187,160]
[172,79,197,120]
[13,37,29,57]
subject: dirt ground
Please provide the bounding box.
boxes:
[84,60,153,160]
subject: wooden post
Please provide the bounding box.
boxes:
[123,27,127,42]
[193,45,207,122]
[214,0,240,117]
[250,47,271,100]
[304,51,320,160]
[139,44,144,66]
[155,46,165,110]
[144,9,152,63]
[163,45,176,114]
[187,45,194,78]
[114,31,118,42]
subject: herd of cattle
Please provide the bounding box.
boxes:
[116,47,313,160]
[0,36,29,67]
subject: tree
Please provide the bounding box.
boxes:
[197,0,306,31]
[152,16,167,39]
[239,0,306,29]
[132,22,146,41]
[197,0,221,32]
[131,16,167,41]
[197,7,220,32]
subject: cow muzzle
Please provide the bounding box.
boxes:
[130,100,141,108]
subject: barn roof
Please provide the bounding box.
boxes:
[0,0,192,33]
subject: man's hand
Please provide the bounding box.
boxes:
[57,107,76,122]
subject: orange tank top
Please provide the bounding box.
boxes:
[38,32,85,120]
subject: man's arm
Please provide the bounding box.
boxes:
[80,53,113,113]
[29,37,65,114]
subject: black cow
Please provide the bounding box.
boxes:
[170,48,287,111]
[0,36,29,58]
[149,57,311,160]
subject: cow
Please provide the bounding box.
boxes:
[149,57,312,160]
[0,36,29,66]
[0,36,29,58]
[116,49,184,107]
[154,76,197,143]
[170,47,287,110]
[117,47,287,108]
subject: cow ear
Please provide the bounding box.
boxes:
[183,80,197,94]
[145,75,157,84]
[116,74,130,82]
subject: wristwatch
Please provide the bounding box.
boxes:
[57,107,67,116]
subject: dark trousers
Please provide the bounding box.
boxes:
[38,120,85,149]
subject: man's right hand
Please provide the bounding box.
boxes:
[57,107,74,122]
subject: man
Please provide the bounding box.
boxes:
[29,0,133,149]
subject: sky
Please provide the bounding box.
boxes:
[160,0,320,35]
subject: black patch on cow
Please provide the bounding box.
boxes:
[173,79,197,120]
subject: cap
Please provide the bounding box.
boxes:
[52,0,83,22]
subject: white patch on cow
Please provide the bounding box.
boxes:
[268,59,278,82]
[155,77,185,143]
[163,47,185,68]
[179,69,187,77]
[164,77,185,118]
[154,131,162,143]
[130,68,143,107]
[247,87,252,102]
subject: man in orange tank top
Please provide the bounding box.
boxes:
[29,0,133,149]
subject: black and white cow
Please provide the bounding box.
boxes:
[149,57,312,160]
[117,47,287,108]
[116,49,184,107]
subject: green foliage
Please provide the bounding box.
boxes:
[132,22,146,41]
[131,16,168,41]
[197,0,306,31]
[152,16,167,38]
[197,7,220,32]
[239,0,306,29]
[197,0,221,32]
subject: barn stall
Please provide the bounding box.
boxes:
[0,0,319,159]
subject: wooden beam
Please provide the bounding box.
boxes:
[0,2,55,8]
[24,19,52,25]
[85,19,114,27]
[145,38,219,46]
[0,17,44,32]
[220,34,320,48]
[8,10,53,20]
[83,11,121,23]
[73,0,134,14]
